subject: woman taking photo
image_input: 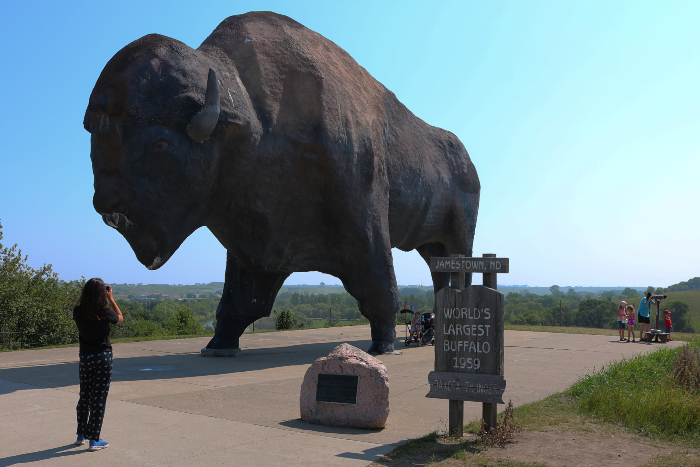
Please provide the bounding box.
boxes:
[72,278,123,451]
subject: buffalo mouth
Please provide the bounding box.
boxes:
[101,212,135,231]
[146,256,167,270]
[100,212,171,270]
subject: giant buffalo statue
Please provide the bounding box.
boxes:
[86,11,479,355]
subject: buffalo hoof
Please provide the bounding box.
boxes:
[205,334,240,351]
[201,348,242,357]
[367,340,402,356]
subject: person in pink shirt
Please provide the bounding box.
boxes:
[617,301,628,341]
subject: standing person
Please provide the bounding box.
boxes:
[626,305,636,343]
[638,292,654,341]
[664,309,673,341]
[617,301,628,341]
[72,278,123,451]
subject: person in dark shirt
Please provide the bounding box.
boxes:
[72,277,123,451]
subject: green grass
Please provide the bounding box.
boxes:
[465,394,586,435]
[306,319,369,329]
[566,339,700,443]
[379,341,700,466]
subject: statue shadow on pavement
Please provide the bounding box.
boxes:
[0,337,403,393]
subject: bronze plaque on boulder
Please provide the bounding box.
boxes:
[316,374,359,405]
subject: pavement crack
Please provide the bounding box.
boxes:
[392,382,430,397]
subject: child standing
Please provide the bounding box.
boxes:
[664,309,673,341]
[626,305,636,342]
[617,301,628,341]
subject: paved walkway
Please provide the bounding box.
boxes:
[0,327,683,466]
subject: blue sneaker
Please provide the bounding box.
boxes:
[75,434,86,445]
[88,439,109,451]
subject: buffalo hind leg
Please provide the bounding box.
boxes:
[204,251,289,354]
[341,242,401,355]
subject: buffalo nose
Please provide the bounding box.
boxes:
[93,190,121,214]
[93,173,135,215]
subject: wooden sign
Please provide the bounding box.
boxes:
[434,285,504,374]
[427,253,509,436]
[430,257,509,273]
[427,285,505,403]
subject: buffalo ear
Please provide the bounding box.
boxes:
[187,68,220,142]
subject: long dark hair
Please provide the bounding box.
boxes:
[78,277,109,321]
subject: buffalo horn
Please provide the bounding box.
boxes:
[186,68,220,142]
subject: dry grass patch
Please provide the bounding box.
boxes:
[370,432,547,467]
[478,401,522,448]
[642,450,700,467]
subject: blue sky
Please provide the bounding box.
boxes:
[1,0,698,288]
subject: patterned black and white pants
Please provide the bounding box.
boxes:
[76,351,113,440]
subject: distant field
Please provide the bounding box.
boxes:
[110,282,658,299]
[109,282,700,328]
[111,283,436,298]
[497,286,648,296]
[623,290,700,325]
[279,285,435,295]
[278,286,347,295]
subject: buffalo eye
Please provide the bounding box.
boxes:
[153,140,169,151]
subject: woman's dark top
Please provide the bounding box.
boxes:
[72,306,119,353]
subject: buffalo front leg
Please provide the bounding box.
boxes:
[202,252,289,356]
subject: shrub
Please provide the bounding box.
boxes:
[172,307,204,335]
[576,299,615,329]
[274,308,305,330]
[0,240,83,350]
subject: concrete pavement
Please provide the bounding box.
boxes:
[0,326,683,466]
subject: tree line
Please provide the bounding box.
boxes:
[507,286,695,332]
[109,299,212,338]
[1,217,696,349]
[270,288,436,329]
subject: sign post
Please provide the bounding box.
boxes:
[427,253,508,437]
